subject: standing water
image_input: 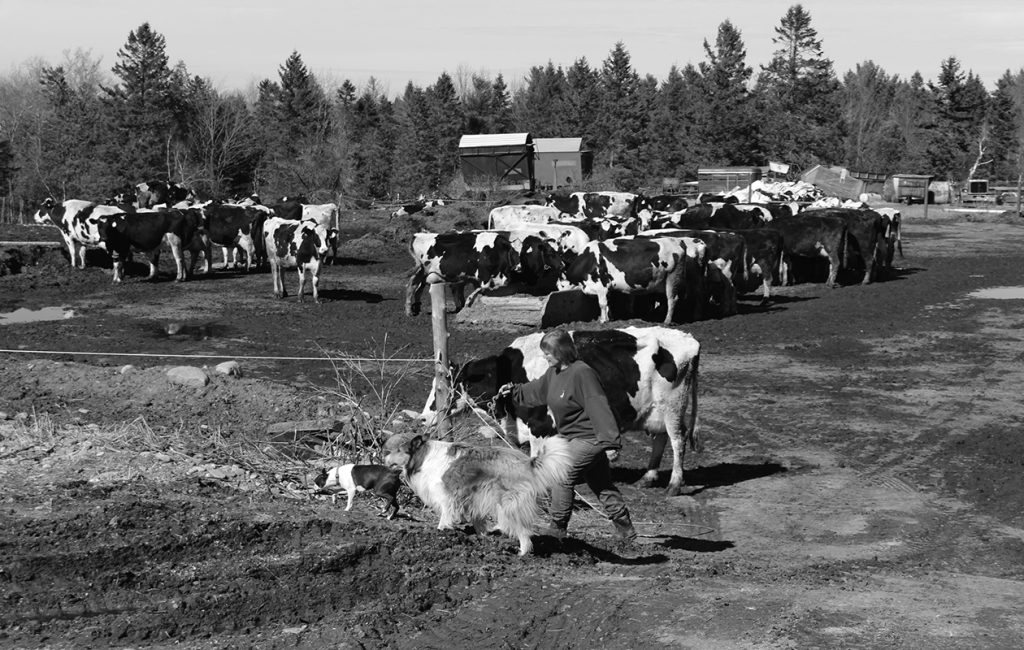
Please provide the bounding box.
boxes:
[0,306,75,325]
[969,287,1024,300]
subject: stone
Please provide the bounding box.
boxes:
[214,360,242,377]
[166,366,209,388]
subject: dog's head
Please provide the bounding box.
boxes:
[313,466,346,493]
[383,432,427,471]
[313,468,329,489]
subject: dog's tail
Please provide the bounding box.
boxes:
[527,435,573,490]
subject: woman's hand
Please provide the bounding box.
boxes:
[497,382,516,397]
[605,449,620,462]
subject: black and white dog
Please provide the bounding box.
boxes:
[314,463,402,520]
[383,432,572,555]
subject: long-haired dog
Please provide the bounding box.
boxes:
[383,432,572,555]
[314,464,402,520]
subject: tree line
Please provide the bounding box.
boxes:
[1,4,1023,218]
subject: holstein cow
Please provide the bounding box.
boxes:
[405,231,519,316]
[418,326,701,496]
[135,181,192,209]
[494,222,591,262]
[719,227,785,304]
[262,217,331,302]
[95,208,204,283]
[33,199,126,268]
[488,204,567,229]
[391,198,445,218]
[195,201,274,272]
[557,235,707,324]
[546,191,637,219]
[802,207,884,285]
[638,229,747,317]
[874,207,903,270]
[765,214,848,287]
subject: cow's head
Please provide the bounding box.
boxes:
[33,198,58,224]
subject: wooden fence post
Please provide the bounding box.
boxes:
[430,283,452,435]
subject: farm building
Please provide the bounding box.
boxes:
[883,174,945,204]
[458,133,534,191]
[533,138,592,190]
[697,167,762,195]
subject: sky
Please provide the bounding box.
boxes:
[3,0,1023,96]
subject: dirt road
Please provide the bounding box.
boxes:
[1,206,1023,648]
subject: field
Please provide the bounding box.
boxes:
[2,204,1024,649]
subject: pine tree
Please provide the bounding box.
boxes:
[926,57,989,179]
[756,5,842,168]
[841,61,899,172]
[564,58,600,150]
[889,72,933,174]
[985,72,1020,181]
[424,72,464,190]
[349,83,395,199]
[595,42,642,171]
[390,82,432,197]
[490,74,514,132]
[512,62,568,137]
[101,23,182,181]
[697,20,759,166]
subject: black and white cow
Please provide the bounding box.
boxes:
[405,231,520,316]
[719,227,785,303]
[546,191,637,219]
[874,207,903,270]
[135,181,192,209]
[262,216,331,302]
[33,199,119,268]
[488,204,567,229]
[418,326,701,496]
[196,202,274,272]
[636,194,690,215]
[802,207,884,285]
[638,229,747,317]
[392,198,445,218]
[95,208,204,283]
[557,235,707,324]
[765,214,848,287]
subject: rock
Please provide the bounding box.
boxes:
[166,366,209,388]
[214,360,242,377]
[119,364,136,374]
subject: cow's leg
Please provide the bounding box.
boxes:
[664,282,679,325]
[220,246,232,270]
[111,256,124,284]
[63,235,76,268]
[239,235,254,272]
[142,247,160,281]
[270,261,283,298]
[663,420,688,497]
[311,266,321,304]
[167,236,186,282]
[296,267,306,303]
[636,432,669,488]
[405,268,427,316]
[76,242,88,269]
[462,284,485,310]
[760,277,771,305]
[595,288,610,323]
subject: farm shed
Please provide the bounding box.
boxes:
[533,138,592,189]
[884,174,937,204]
[801,164,864,200]
[458,133,534,191]
[697,167,762,195]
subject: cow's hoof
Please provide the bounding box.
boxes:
[633,475,657,489]
[664,485,685,497]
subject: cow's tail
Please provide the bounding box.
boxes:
[252,213,269,268]
[685,352,701,452]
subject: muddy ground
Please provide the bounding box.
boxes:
[1,204,1024,649]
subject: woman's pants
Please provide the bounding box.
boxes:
[548,436,630,529]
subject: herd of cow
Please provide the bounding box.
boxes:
[405,190,903,324]
[32,181,341,302]
[28,184,905,498]
[402,189,904,497]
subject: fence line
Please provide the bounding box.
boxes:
[0,348,434,363]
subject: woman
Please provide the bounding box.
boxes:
[501,329,637,545]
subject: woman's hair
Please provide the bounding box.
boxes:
[540,330,579,365]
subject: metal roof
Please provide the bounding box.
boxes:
[458,133,531,149]
[533,137,584,153]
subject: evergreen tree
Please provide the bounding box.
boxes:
[0,139,15,196]
[563,58,600,150]
[420,72,464,190]
[490,74,514,132]
[756,5,842,168]
[986,71,1020,181]
[889,72,933,173]
[926,57,989,179]
[841,61,899,172]
[101,23,182,181]
[512,62,568,137]
[697,20,759,166]
[348,82,395,199]
[390,82,432,197]
[594,42,643,172]
[461,74,494,135]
